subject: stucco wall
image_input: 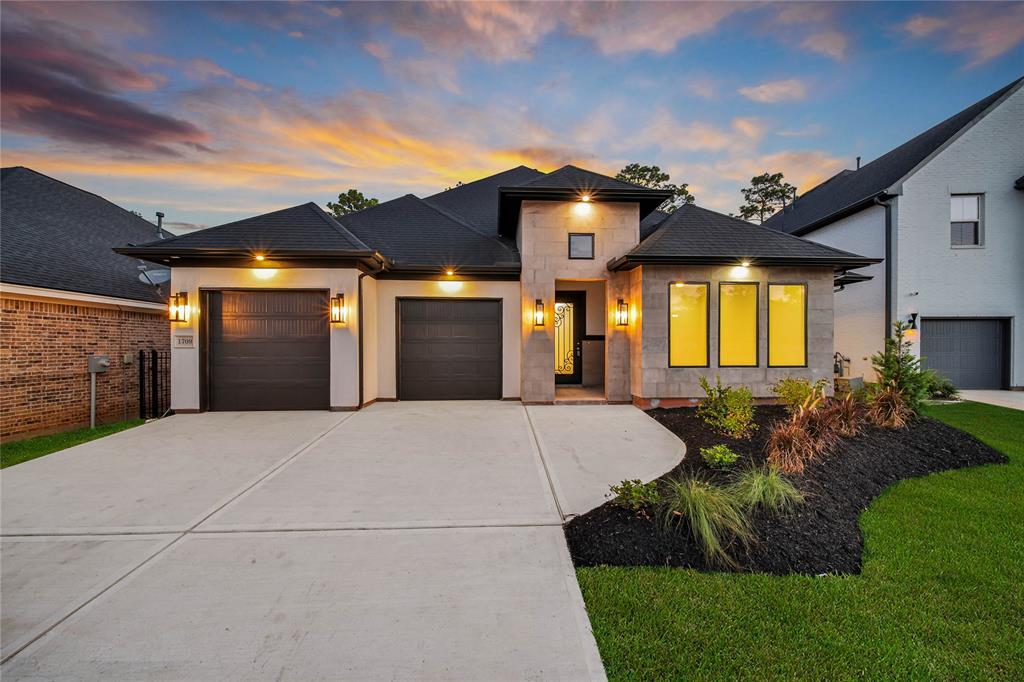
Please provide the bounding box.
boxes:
[636,265,835,399]
[801,203,887,380]
[517,200,638,402]
[168,267,360,411]
[373,279,521,400]
[896,85,1024,386]
[361,275,379,404]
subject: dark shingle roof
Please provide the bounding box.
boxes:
[612,203,875,270]
[425,166,544,235]
[640,209,670,241]
[0,166,172,303]
[516,164,650,192]
[765,77,1023,235]
[338,194,519,268]
[127,202,370,253]
[1015,175,1024,191]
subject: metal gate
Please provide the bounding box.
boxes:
[139,349,171,419]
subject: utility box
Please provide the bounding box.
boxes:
[88,355,110,373]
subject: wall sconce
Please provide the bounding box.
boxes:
[534,299,545,327]
[615,299,629,326]
[907,312,918,330]
[330,293,347,324]
[169,292,189,322]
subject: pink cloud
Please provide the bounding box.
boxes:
[738,78,809,103]
[901,4,1024,67]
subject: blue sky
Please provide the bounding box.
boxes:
[2,1,1022,232]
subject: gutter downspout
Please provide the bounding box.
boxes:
[357,255,387,408]
[874,195,894,340]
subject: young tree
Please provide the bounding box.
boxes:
[615,163,695,213]
[326,189,379,217]
[736,172,796,223]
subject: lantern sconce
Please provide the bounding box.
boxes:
[169,292,190,323]
[533,299,545,327]
[330,293,347,324]
[615,299,629,326]
[906,312,918,330]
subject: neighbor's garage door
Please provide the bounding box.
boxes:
[207,290,330,410]
[398,299,502,400]
[921,318,1008,389]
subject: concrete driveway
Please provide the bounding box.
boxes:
[1,402,682,680]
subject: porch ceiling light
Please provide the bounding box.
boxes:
[580,194,591,202]
[615,299,629,326]
[254,254,266,261]
[740,259,750,268]
[534,299,545,327]
[445,268,455,276]
[330,293,347,324]
[169,292,189,323]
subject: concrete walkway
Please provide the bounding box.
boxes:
[959,390,1024,411]
[1,402,682,680]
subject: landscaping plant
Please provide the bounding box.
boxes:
[659,475,751,567]
[821,393,864,438]
[729,465,804,514]
[700,444,739,468]
[697,375,756,438]
[608,479,661,513]
[924,370,960,401]
[772,377,828,414]
[764,416,818,474]
[867,381,914,429]
[870,321,931,413]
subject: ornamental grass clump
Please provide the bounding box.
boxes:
[765,393,839,474]
[660,475,751,567]
[729,465,804,514]
[697,376,756,439]
[821,393,864,438]
[866,381,914,429]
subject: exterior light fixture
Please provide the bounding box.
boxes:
[534,299,545,327]
[615,299,629,326]
[445,269,455,276]
[330,293,347,324]
[169,292,189,322]
[255,254,265,262]
[907,312,918,330]
[580,194,591,202]
[740,260,750,268]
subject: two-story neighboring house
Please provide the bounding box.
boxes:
[765,77,1024,390]
[117,165,876,412]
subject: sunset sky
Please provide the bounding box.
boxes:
[2,1,1022,232]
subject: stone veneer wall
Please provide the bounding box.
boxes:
[635,265,835,400]
[518,200,639,403]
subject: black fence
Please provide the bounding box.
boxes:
[139,349,171,419]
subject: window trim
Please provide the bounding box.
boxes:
[667,281,710,368]
[567,232,595,260]
[950,193,984,249]
[767,282,809,369]
[717,281,759,368]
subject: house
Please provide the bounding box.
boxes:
[0,167,172,439]
[765,77,1024,390]
[117,165,876,412]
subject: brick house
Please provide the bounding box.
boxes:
[118,165,876,412]
[1,167,172,440]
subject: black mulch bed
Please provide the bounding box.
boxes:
[565,406,1007,575]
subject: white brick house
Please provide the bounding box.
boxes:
[766,77,1024,390]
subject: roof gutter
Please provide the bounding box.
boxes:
[607,254,881,272]
[789,191,892,237]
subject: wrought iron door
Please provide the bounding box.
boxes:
[554,292,585,384]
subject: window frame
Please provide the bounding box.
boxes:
[667,281,710,368]
[950,193,984,249]
[767,282,809,369]
[717,281,760,368]
[567,232,595,260]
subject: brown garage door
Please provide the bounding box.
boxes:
[398,299,502,400]
[206,290,330,410]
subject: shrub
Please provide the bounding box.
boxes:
[660,475,751,567]
[609,479,661,513]
[870,321,931,413]
[773,377,828,414]
[700,444,739,468]
[821,393,864,438]
[924,370,960,400]
[866,381,913,429]
[729,466,804,514]
[697,376,756,438]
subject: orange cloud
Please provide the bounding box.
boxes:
[901,4,1024,67]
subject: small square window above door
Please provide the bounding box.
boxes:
[568,233,595,259]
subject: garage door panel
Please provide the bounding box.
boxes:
[398,299,502,400]
[921,318,1006,390]
[208,291,330,411]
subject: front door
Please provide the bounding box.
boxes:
[554,292,585,385]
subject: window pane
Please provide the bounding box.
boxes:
[569,234,594,259]
[769,284,806,366]
[951,221,978,246]
[669,283,708,366]
[950,196,964,221]
[719,283,757,366]
[962,195,979,221]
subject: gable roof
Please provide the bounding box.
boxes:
[765,76,1023,235]
[337,194,519,271]
[609,203,877,271]
[425,165,543,235]
[1,166,172,303]
[516,164,650,192]
[640,209,671,241]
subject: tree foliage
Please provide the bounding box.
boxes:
[327,189,379,217]
[736,172,796,223]
[615,163,695,213]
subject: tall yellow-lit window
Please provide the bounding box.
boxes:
[719,282,758,366]
[669,283,708,367]
[769,284,807,367]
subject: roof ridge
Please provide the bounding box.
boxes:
[306,202,372,251]
[418,196,519,260]
[427,166,541,197]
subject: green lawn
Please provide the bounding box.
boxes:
[577,402,1024,680]
[1,419,144,469]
